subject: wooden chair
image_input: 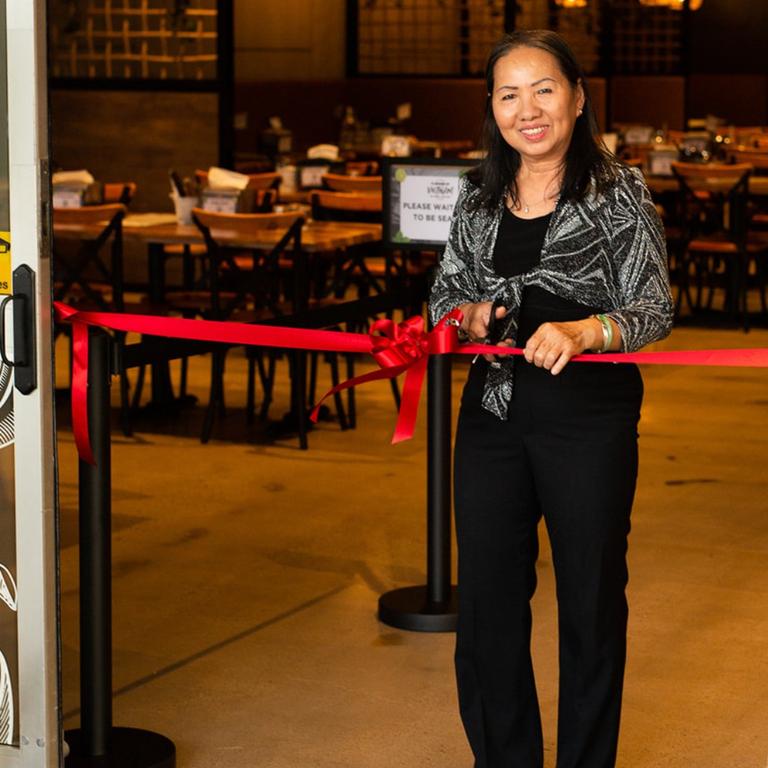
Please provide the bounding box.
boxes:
[724,148,768,174]
[726,153,768,315]
[179,209,347,446]
[164,176,277,325]
[310,190,381,222]
[102,182,137,205]
[53,203,135,432]
[310,189,433,305]
[53,204,127,311]
[321,173,382,194]
[310,191,385,296]
[345,160,379,176]
[309,190,422,423]
[671,162,758,327]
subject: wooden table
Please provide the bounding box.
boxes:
[55,213,382,301]
[55,214,382,251]
[54,213,383,410]
[646,174,768,195]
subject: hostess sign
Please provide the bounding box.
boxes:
[383,159,476,250]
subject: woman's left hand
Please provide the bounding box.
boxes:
[524,319,600,375]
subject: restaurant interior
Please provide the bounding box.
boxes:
[43,1,768,766]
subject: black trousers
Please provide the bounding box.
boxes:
[454,358,643,768]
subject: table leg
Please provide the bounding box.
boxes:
[146,243,176,407]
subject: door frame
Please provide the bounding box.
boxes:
[0,1,59,766]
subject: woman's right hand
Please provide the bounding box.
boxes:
[457,301,508,343]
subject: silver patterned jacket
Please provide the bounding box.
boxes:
[428,163,674,419]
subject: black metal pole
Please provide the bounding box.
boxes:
[598,0,614,132]
[459,0,470,77]
[145,243,178,409]
[66,329,175,767]
[426,353,452,606]
[681,0,692,128]
[504,0,518,33]
[77,328,112,757]
[377,348,458,633]
[217,0,235,170]
[345,0,359,77]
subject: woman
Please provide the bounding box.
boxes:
[429,30,673,768]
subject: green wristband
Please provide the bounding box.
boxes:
[595,313,613,352]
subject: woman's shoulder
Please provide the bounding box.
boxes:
[456,171,495,217]
[458,170,483,199]
[595,159,654,211]
[610,159,650,191]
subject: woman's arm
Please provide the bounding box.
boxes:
[604,168,674,352]
[521,314,620,375]
[522,168,672,375]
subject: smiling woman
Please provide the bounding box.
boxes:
[429,29,673,768]
[491,48,584,182]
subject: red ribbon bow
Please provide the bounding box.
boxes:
[310,310,464,444]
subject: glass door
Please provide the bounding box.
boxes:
[0,0,19,752]
[0,1,59,766]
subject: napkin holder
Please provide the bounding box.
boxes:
[647,145,678,176]
[295,157,345,190]
[52,181,102,208]
[201,187,254,214]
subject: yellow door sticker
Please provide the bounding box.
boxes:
[0,231,10,295]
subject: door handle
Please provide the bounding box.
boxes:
[0,264,37,395]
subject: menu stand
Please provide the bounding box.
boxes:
[65,328,175,768]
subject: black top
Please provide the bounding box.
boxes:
[492,208,552,278]
[492,208,600,346]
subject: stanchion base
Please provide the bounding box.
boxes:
[378,585,458,633]
[65,727,175,768]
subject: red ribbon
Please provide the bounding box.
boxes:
[54,301,768,465]
[309,310,464,443]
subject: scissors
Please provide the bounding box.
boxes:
[472,298,505,366]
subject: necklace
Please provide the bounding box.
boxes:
[509,172,562,214]
[507,189,559,215]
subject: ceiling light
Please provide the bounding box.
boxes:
[668,0,703,10]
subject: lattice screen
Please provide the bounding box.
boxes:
[357,0,505,76]
[355,0,684,77]
[48,0,218,80]
[610,0,683,74]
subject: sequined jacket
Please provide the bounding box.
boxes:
[428,164,674,419]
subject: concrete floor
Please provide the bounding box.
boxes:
[55,323,768,768]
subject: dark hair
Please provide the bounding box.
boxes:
[466,29,617,212]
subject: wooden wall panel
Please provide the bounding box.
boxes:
[235,80,346,153]
[234,0,345,81]
[687,74,768,127]
[50,90,219,212]
[588,77,607,133]
[345,79,487,144]
[234,77,608,155]
[610,76,685,130]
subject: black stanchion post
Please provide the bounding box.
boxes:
[426,352,453,608]
[377,351,458,632]
[66,327,176,768]
[78,328,113,756]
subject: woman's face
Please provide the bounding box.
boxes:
[491,46,584,166]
